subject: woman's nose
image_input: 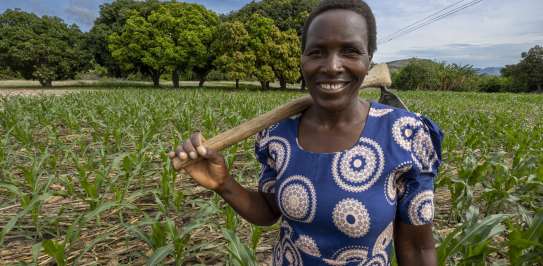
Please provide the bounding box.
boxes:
[322,54,343,75]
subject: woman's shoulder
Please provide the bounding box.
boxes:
[255,115,299,146]
[368,101,443,150]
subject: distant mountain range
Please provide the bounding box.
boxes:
[383,58,502,76]
[473,67,502,76]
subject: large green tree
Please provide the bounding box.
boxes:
[229,0,318,34]
[0,9,91,86]
[502,45,543,92]
[212,21,256,89]
[244,14,300,90]
[87,0,160,78]
[107,10,171,87]
[150,2,219,88]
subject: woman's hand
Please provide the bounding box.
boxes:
[168,132,230,192]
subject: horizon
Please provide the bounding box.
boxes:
[1,0,542,68]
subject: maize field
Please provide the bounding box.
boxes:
[0,87,542,265]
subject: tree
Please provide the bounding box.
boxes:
[244,14,277,90]
[150,2,219,88]
[437,63,478,91]
[268,28,301,89]
[242,14,300,89]
[108,11,171,87]
[212,21,256,89]
[393,60,441,90]
[87,0,160,78]
[0,9,91,86]
[502,45,543,92]
[229,0,318,34]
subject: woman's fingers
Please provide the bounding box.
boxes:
[182,139,197,159]
[191,132,207,157]
[175,144,188,160]
[171,156,183,170]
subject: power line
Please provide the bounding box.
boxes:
[380,0,470,43]
[379,0,484,45]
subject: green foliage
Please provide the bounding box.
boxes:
[502,45,543,92]
[87,0,161,78]
[152,2,219,87]
[213,21,255,88]
[0,9,92,86]
[477,75,512,92]
[393,60,441,90]
[393,60,479,91]
[243,13,301,89]
[228,0,318,34]
[107,7,168,87]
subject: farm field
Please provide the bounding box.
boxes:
[0,87,542,265]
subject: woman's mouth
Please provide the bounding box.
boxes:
[318,82,350,93]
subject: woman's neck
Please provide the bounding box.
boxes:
[305,98,368,129]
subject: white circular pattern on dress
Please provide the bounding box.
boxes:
[384,163,412,205]
[332,198,371,238]
[373,222,393,255]
[408,190,434,225]
[369,107,394,117]
[281,184,309,220]
[294,235,321,257]
[278,175,317,223]
[332,137,384,192]
[362,253,388,266]
[392,116,422,151]
[411,128,438,172]
[324,246,369,266]
[261,136,291,179]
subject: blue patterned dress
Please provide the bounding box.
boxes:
[255,101,443,266]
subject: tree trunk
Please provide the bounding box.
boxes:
[266,81,270,90]
[172,68,180,88]
[199,79,205,87]
[39,79,52,87]
[235,79,239,89]
[152,73,160,87]
[260,80,266,90]
[279,77,287,89]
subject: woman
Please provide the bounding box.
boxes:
[169,1,443,265]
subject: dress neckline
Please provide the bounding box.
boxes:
[294,101,374,155]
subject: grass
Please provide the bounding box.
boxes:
[0,86,542,265]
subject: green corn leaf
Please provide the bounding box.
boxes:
[148,244,174,266]
[0,193,51,246]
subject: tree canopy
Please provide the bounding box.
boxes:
[0,9,91,86]
[502,45,543,92]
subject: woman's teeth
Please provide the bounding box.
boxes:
[320,83,348,92]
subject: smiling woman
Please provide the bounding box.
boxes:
[169,0,443,265]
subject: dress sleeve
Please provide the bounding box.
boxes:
[396,115,443,225]
[255,130,278,194]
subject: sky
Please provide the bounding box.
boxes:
[1,0,542,67]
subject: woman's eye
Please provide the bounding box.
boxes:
[342,48,364,57]
[306,50,322,57]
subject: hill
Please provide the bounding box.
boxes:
[384,58,435,72]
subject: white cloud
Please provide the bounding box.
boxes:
[368,0,543,67]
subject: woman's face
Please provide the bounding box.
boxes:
[301,9,371,112]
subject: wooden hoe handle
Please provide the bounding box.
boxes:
[178,64,392,168]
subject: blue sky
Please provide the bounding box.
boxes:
[1,0,542,67]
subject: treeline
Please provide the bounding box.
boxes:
[0,0,317,89]
[392,46,543,93]
[0,0,541,91]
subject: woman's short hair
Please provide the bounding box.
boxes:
[302,0,377,57]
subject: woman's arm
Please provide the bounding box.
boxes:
[394,222,437,266]
[169,132,281,226]
[217,179,281,226]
